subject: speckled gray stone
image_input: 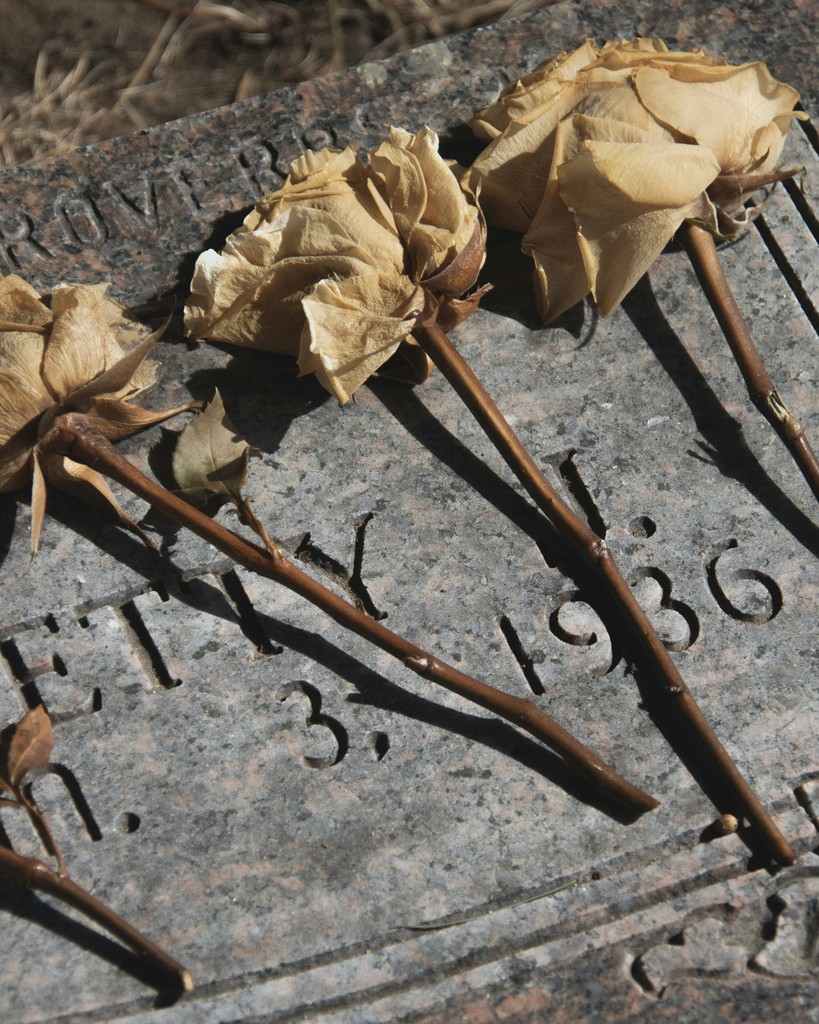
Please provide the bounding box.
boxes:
[0,3,817,1022]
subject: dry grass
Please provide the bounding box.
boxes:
[0,0,554,168]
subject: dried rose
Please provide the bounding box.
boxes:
[468,38,806,322]
[0,275,192,552]
[185,126,488,403]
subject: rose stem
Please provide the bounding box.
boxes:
[679,221,819,504]
[39,411,657,815]
[18,788,68,876]
[0,844,193,991]
[412,298,795,866]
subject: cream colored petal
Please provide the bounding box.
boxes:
[30,449,47,555]
[0,373,43,492]
[0,277,53,403]
[40,451,153,549]
[0,330,51,404]
[520,115,652,323]
[247,146,361,226]
[517,114,588,322]
[67,319,164,407]
[369,131,430,268]
[0,363,50,434]
[557,140,721,314]
[300,272,423,403]
[185,206,380,351]
[572,75,660,134]
[469,108,567,232]
[523,200,589,324]
[370,126,479,281]
[593,38,697,70]
[633,63,802,173]
[469,40,599,138]
[0,318,53,492]
[81,396,197,442]
[247,145,404,269]
[600,38,671,57]
[0,275,52,330]
[395,127,475,242]
[42,284,123,399]
[186,247,320,353]
[469,72,644,232]
[50,281,122,322]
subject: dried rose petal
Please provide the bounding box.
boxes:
[0,275,191,551]
[185,127,486,403]
[468,38,806,322]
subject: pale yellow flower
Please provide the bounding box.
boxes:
[469,39,806,322]
[0,275,190,552]
[185,127,487,403]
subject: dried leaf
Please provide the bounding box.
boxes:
[172,390,256,513]
[5,705,54,790]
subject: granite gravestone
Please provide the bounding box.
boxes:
[0,2,817,1021]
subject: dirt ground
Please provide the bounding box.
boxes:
[0,0,550,167]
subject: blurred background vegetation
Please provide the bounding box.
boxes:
[0,0,554,166]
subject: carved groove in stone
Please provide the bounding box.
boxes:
[631,916,746,997]
[295,512,386,620]
[499,615,544,695]
[27,763,103,843]
[753,209,819,336]
[795,777,819,831]
[236,137,287,196]
[548,591,604,649]
[706,539,783,624]
[752,878,819,977]
[279,681,348,769]
[117,588,182,691]
[542,449,607,538]
[0,639,43,708]
[100,177,160,233]
[167,166,205,213]
[546,590,617,677]
[114,811,141,836]
[369,731,390,762]
[350,513,387,621]
[55,190,109,248]
[220,569,283,655]
[301,124,338,150]
[0,209,53,270]
[628,515,657,539]
[628,567,700,652]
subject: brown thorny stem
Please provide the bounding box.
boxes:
[680,221,819,504]
[0,844,193,991]
[412,296,795,866]
[37,412,657,815]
